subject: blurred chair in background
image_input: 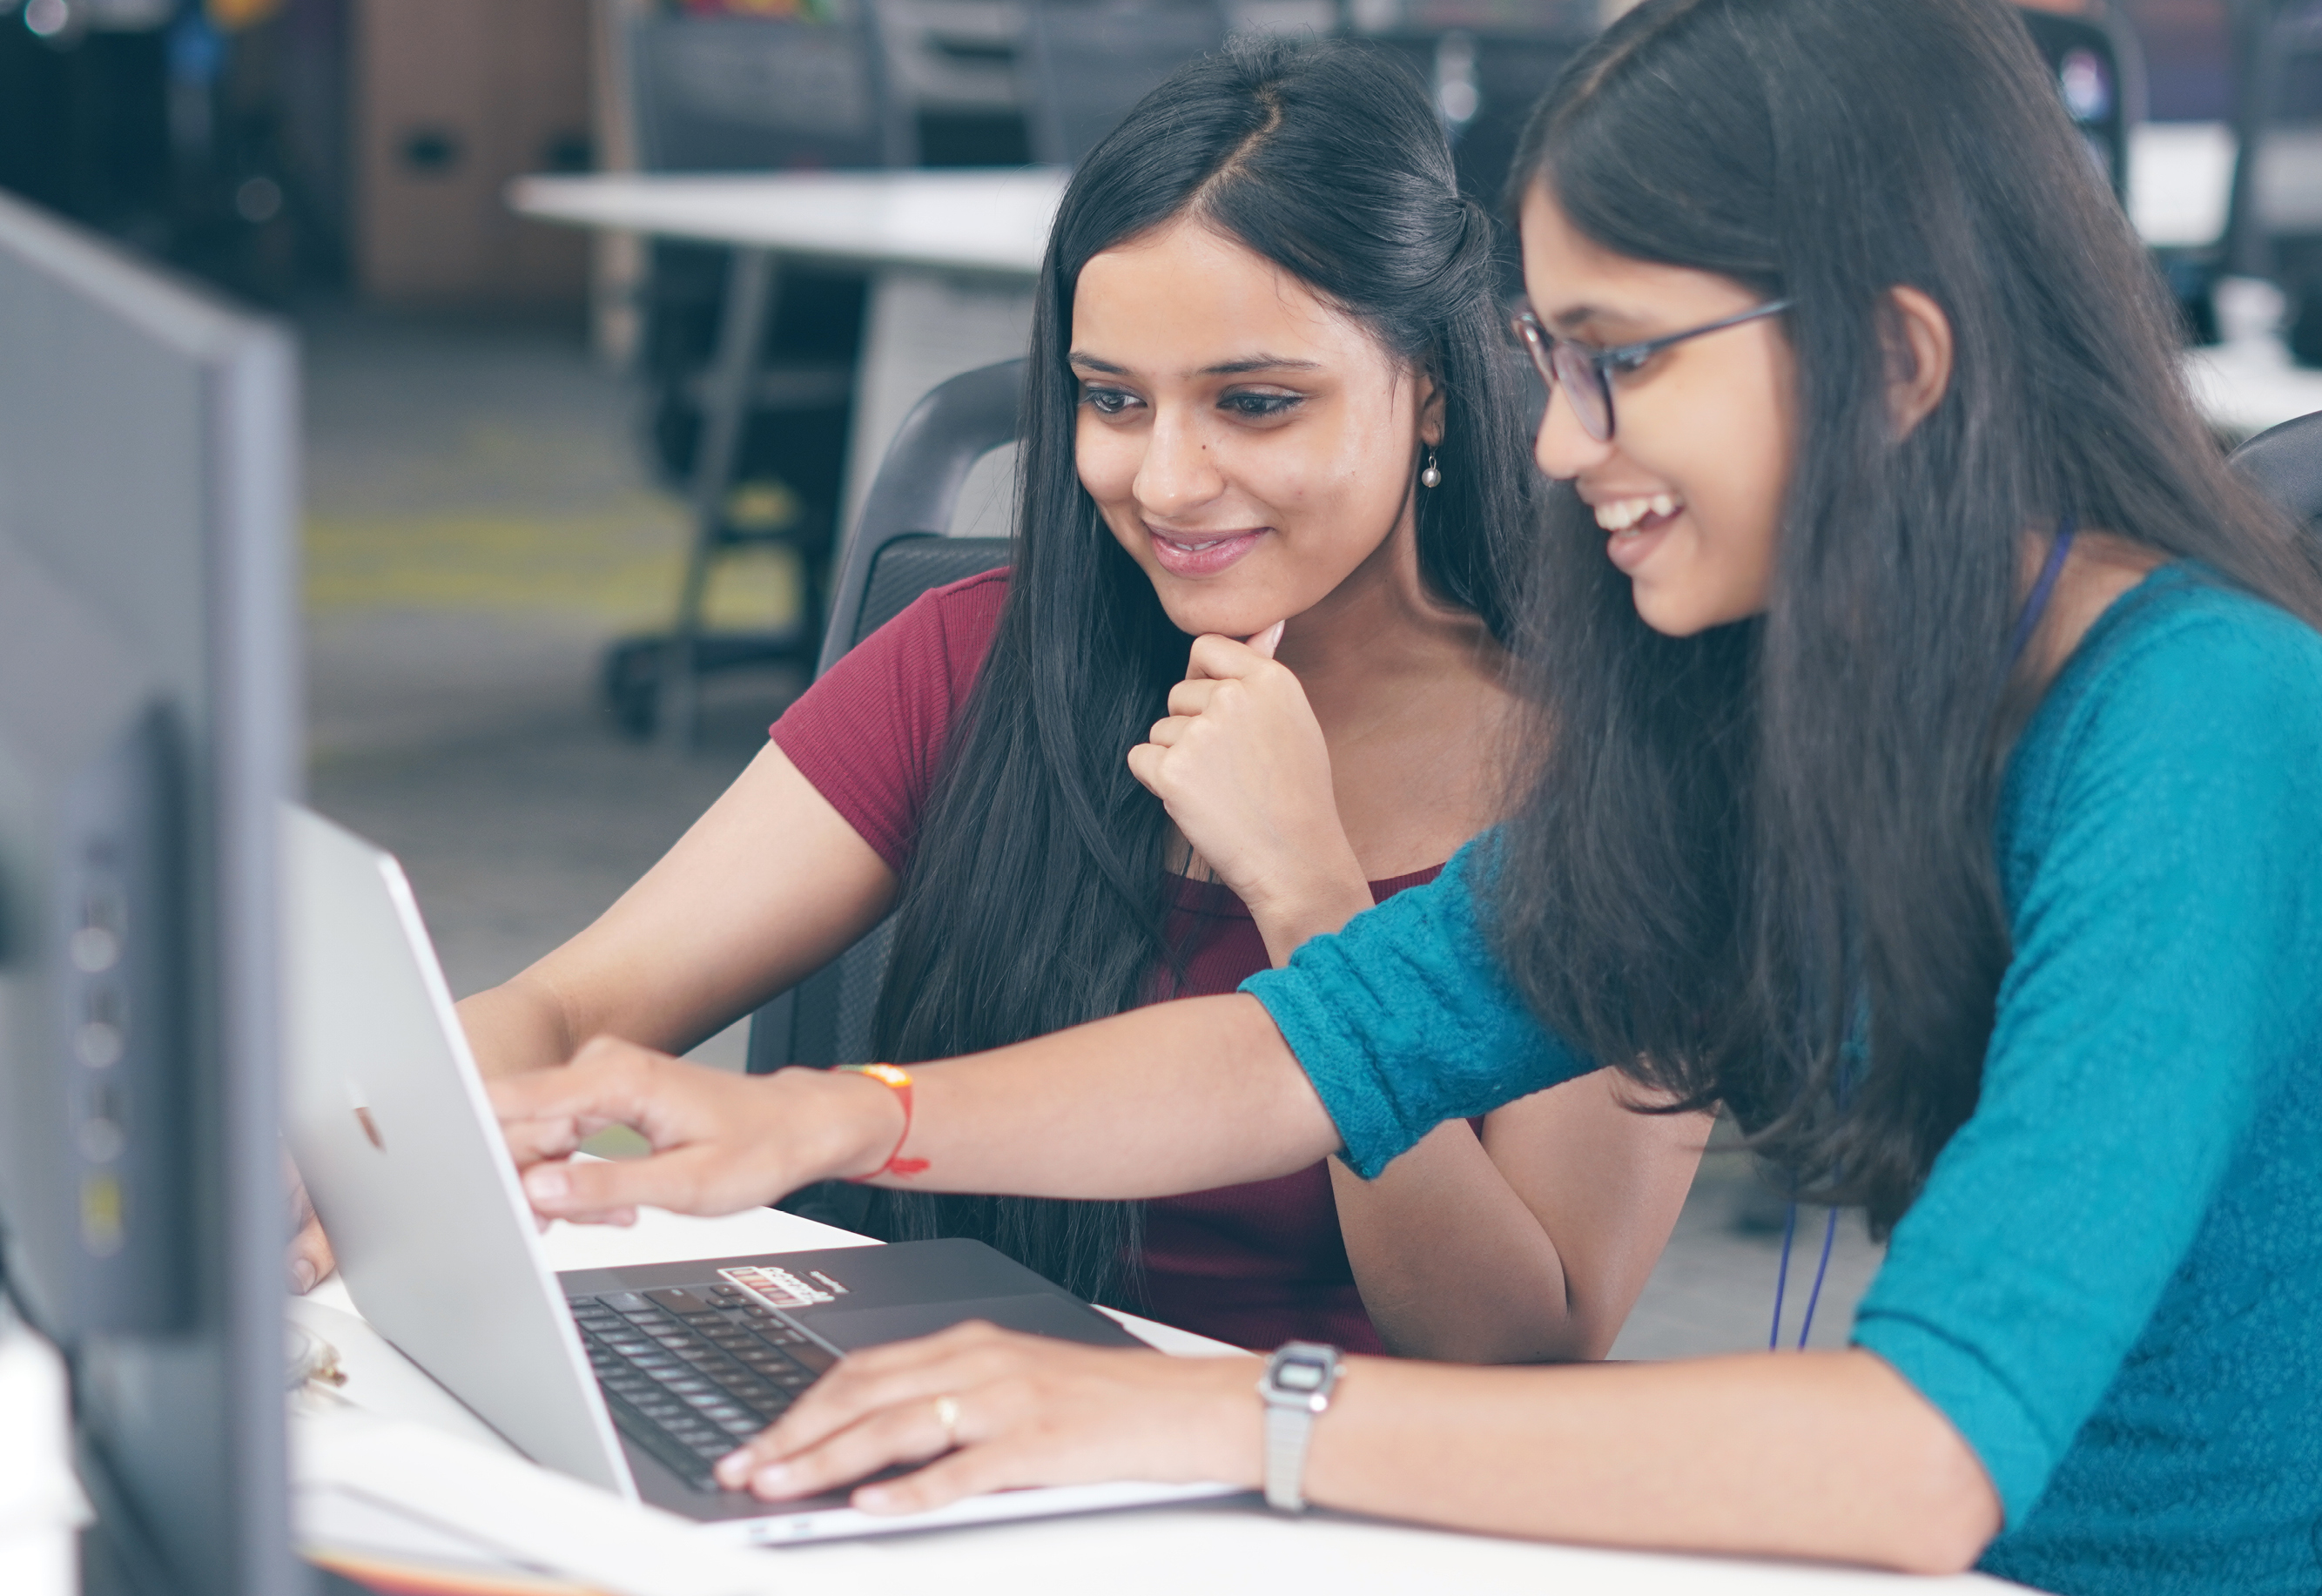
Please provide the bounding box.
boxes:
[880,0,1039,165]
[745,357,1022,1229]
[2231,1,2322,365]
[1359,25,1588,293]
[628,6,912,170]
[608,3,912,740]
[1017,0,1228,167]
[2228,406,2322,532]
[2012,3,2137,206]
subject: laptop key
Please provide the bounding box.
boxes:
[580,1303,818,1486]
[600,1390,720,1492]
[644,1288,715,1314]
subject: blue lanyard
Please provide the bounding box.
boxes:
[1768,1200,1841,1350]
[2009,515,2079,663]
[1768,515,2077,1352]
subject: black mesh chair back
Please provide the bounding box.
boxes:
[1355,31,1585,292]
[627,11,912,172]
[2230,407,2322,539]
[2010,6,2132,206]
[745,358,1026,1085]
[1019,0,1228,167]
[2229,3,2322,361]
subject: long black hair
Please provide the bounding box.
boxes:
[1490,0,2322,1231]
[865,37,1535,1303]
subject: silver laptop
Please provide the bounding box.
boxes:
[280,805,1242,1545]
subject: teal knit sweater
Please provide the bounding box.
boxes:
[1243,567,2322,1594]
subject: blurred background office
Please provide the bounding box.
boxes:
[0,0,2294,1357]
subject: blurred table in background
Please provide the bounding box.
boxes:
[2131,120,2322,441]
[514,166,1060,536]
[512,167,1058,743]
[2129,121,2238,252]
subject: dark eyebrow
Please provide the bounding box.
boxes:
[1066,352,1323,378]
[1549,303,1652,342]
[1200,355,1322,376]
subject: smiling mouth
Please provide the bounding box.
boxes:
[1147,525,1266,576]
[1594,493,1684,538]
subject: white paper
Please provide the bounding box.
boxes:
[0,1307,90,1596]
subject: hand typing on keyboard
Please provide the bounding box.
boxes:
[707,1321,1264,1514]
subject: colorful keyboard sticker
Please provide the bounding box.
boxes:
[719,1264,845,1311]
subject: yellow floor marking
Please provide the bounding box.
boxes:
[306,502,803,631]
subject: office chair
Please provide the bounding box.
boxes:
[879,0,1038,165]
[1354,30,1585,293]
[604,10,915,741]
[2224,3,2322,364]
[2230,407,2322,535]
[2010,6,2136,207]
[738,357,1021,1229]
[1018,0,1228,167]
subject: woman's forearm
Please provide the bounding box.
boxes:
[457,974,580,1081]
[466,743,900,1081]
[495,992,1345,1220]
[885,993,1341,1196]
[1329,1126,1580,1363]
[731,1318,2001,1575]
[1248,870,1378,968]
[1331,1077,1709,1364]
[1303,1349,2000,1573]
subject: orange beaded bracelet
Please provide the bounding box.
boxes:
[838,1063,929,1181]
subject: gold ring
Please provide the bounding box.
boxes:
[932,1394,960,1450]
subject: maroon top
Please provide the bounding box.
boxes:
[771,570,1444,1353]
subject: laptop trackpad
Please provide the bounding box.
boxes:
[804,1293,1142,1352]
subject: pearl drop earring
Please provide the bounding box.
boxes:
[1420,449,1442,488]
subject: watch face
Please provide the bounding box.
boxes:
[1276,1359,1328,1392]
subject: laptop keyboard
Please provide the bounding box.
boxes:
[569,1284,834,1492]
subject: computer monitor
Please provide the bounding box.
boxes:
[0,190,302,1596]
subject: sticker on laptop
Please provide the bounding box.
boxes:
[719,1264,847,1310]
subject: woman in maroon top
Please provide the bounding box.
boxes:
[421,42,1707,1357]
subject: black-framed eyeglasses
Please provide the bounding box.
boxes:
[1511,299,1794,443]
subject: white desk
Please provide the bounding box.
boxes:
[0,1309,85,1596]
[509,171,1063,509]
[509,170,1065,277]
[2128,122,2237,253]
[292,1202,2026,1596]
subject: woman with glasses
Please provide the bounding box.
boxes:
[297,39,1711,1364]
[496,0,2322,1586]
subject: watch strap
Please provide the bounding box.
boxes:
[1258,1342,1341,1512]
[1263,1398,1314,1512]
